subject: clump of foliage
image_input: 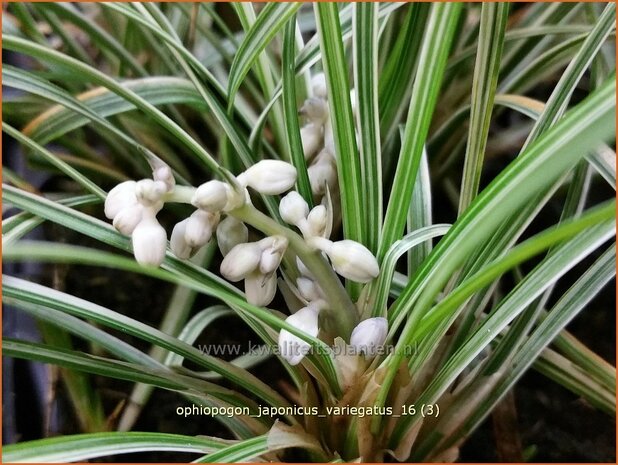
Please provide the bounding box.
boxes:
[2,2,616,462]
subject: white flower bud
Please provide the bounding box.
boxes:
[311,73,327,99]
[220,242,262,282]
[308,153,337,196]
[104,181,137,219]
[237,160,297,195]
[350,317,388,358]
[300,124,323,160]
[278,305,320,366]
[112,203,143,235]
[153,165,175,191]
[329,240,379,283]
[170,219,193,260]
[135,179,167,207]
[131,212,167,267]
[192,180,229,212]
[279,191,309,226]
[296,277,321,302]
[258,235,288,275]
[216,216,248,256]
[306,205,327,237]
[300,98,329,125]
[245,271,277,307]
[310,238,379,283]
[185,210,218,248]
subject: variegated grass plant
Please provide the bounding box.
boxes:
[2,2,616,462]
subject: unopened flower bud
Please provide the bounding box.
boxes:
[300,124,323,160]
[300,98,329,125]
[170,219,193,260]
[310,238,379,283]
[132,212,167,267]
[279,191,309,226]
[308,154,337,196]
[185,210,218,248]
[135,179,167,207]
[237,160,297,195]
[220,242,262,282]
[296,277,321,302]
[245,271,277,307]
[153,165,175,191]
[331,240,379,283]
[112,203,143,235]
[311,73,327,99]
[105,181,137,219]
[350,317,388,357]
[258,235,288,275]
[216,216,248,256]
[192,180,229,212]
[306,205,327,237]
[278,305,320,366]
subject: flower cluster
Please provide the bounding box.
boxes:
[220,235,288,306]
[104,109,386,368]
[104,165,175,267]
[300,73,357,198]
[276,172,384,367]
[104,160,296,269]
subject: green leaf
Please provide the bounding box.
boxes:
[494,94,616,188]
[414,244,616,457]
[407,148,433,276]
[3,34,223,176]
[194,423,325,463]
[228,3,301,108]
[3,338,258,410]
[3,123,106,198]
[498,35,588,95]
[378,3,462,260]
[6,296,165,369]
[458,3,509,213]
[2,274,291,412]
[390,78,615,334]
[390,209,614,448]
[521,3,616,149]
[4,69,206,146]
[2,431,229,463]
[43,2,148,77]
[249,4,404,155]
[315,2,364,247]
[378,4,429,146]
[3,194,99,248]
[282,16,313,205]
[353,2,382,253]
[363,224,450,319]
[375,77,615,431]
[231,3,286,152]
